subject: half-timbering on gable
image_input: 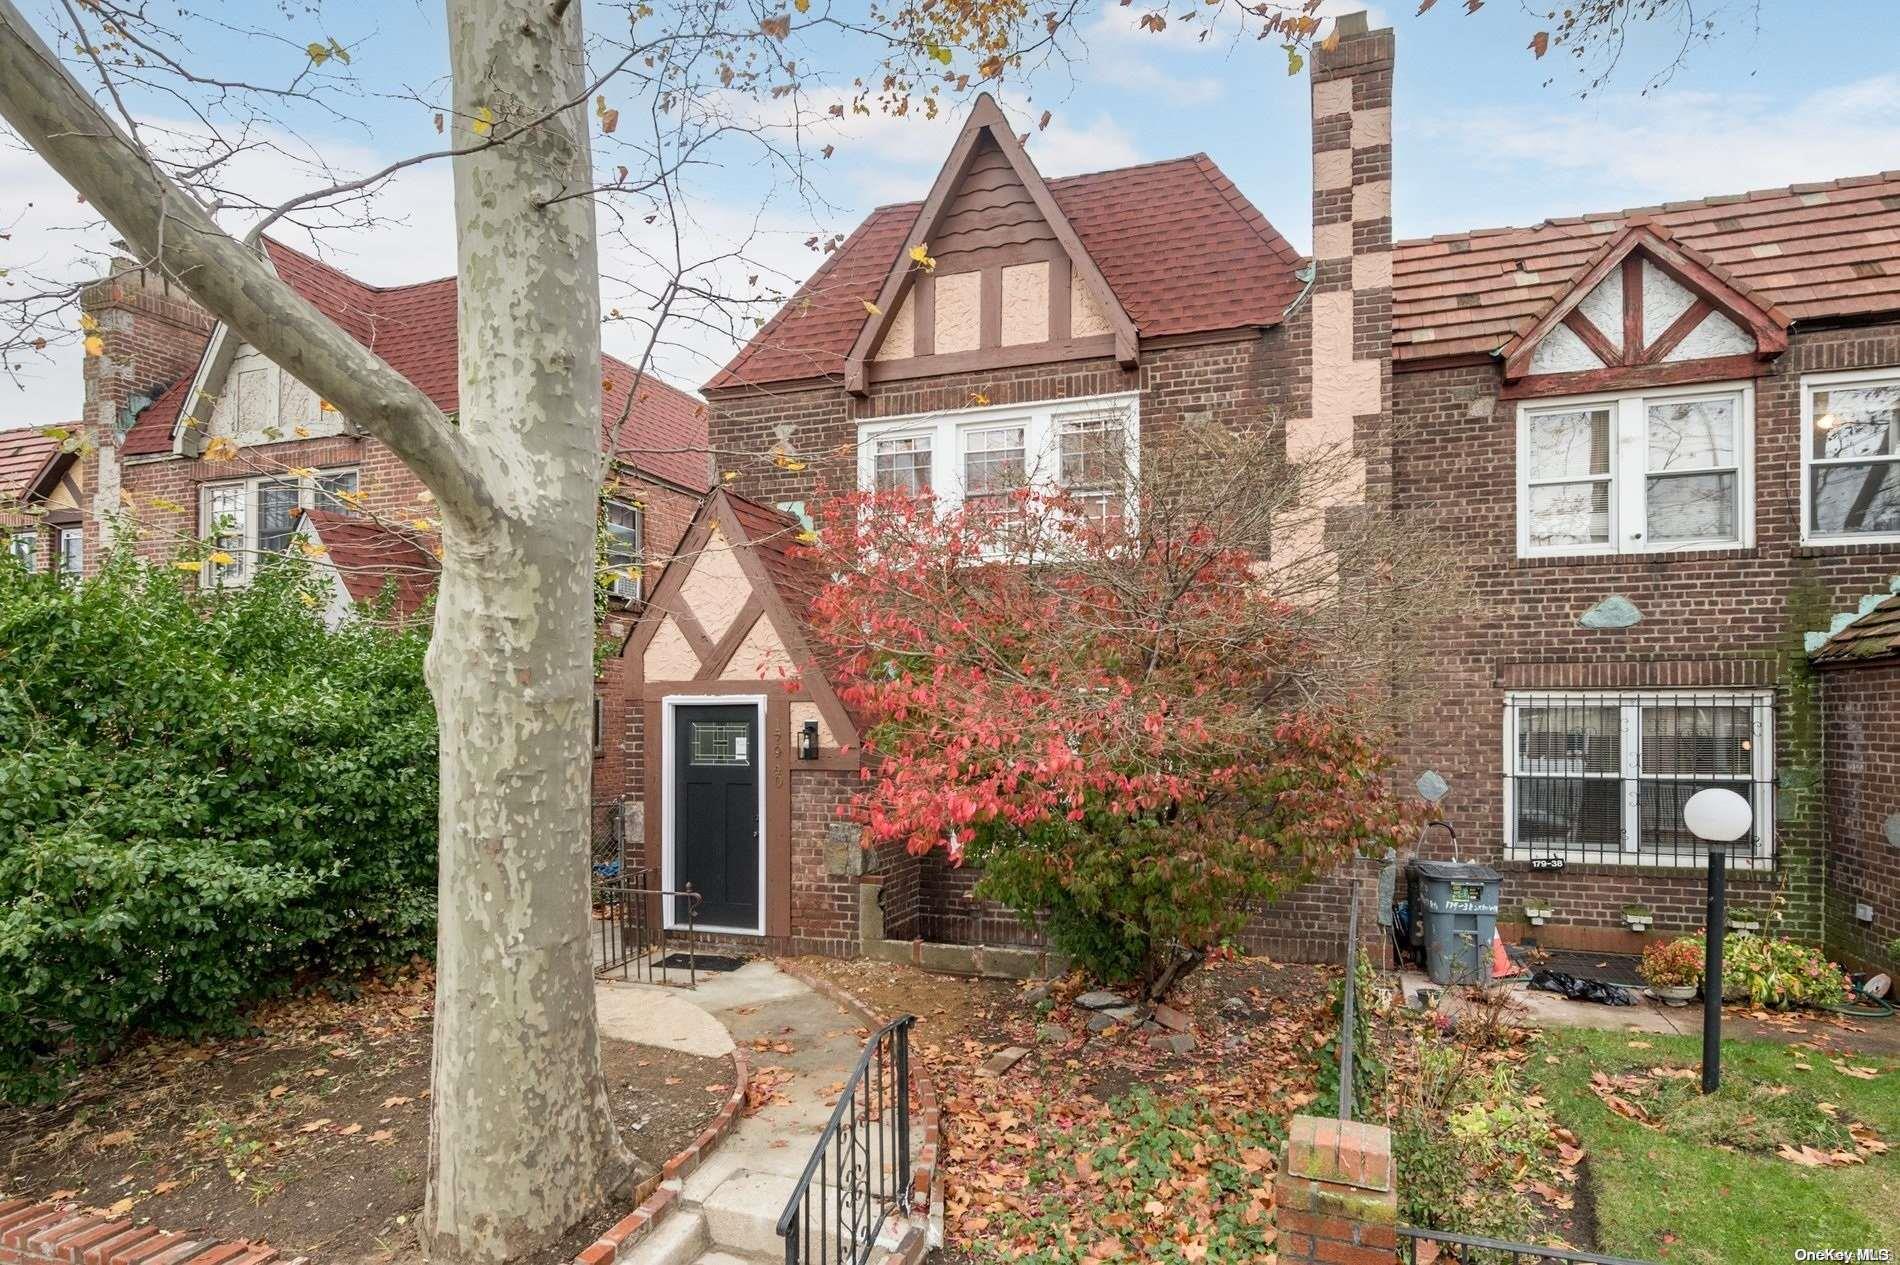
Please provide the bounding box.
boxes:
[614,11,1900,977]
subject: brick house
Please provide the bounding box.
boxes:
[64,240,712,834]
[614,14,1900,975]
[1,426,86,575]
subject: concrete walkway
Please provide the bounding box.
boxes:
[597,962,918,1265]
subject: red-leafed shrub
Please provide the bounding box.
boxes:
[800,415,1451,991]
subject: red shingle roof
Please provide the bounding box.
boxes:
[1394,171,1900,363]
[0,427,65,502]
[706,154,1305,391]
[126,240,710,490]
[302,506,439,620]
[723,490,821,611]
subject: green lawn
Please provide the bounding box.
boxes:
[1525,1028,1900,1264]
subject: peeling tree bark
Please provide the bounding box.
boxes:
[422,1,633,1260]
[0,3,629,1261]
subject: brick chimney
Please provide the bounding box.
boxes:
[1281,11,1394,563]
[77,256,214,562]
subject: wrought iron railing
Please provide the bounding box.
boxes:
[1338,877,1361,1121]
[1504,691,1776,869]
[1400,1227,1655,1264]
[777,1015,915,1265]
[592,872,703,988]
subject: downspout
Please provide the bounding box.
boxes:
[1282,261,1317,322]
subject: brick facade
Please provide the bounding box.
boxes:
[1819,659,1900,974]
[1390,322,1900,947]
[67,259,708,838]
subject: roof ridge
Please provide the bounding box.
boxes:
[264,235,460,298]
[863,152,1208,213]
[1189,153,1304,271]
[1397,168,1900,250]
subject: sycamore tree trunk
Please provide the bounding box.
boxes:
[422,1,632,1260]
[0,2,629,1261]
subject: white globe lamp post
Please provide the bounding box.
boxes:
[1684,786,1752,1093]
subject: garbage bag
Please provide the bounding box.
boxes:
[1528,968,1634,1006]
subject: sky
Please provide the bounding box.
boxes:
[2,0,1897,430]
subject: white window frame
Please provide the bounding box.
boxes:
[1515,381,1755,558]
[1800,366,1900,547]
[55,526,83,576]
[857,392,1140,512]
[199,467,359,585]
[604,499,643,601]
[8,530,36,572]
[1502,689,1775,871]
[659,693,768,936]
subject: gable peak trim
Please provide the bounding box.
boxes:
[1501,221,1790,383]
[841,93,1138,394]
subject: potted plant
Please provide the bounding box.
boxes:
[1522,902,1554,927]
[1640,938,1703,1006]
[1623,904,1653,933]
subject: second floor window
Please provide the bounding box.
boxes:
[604,500,642,600]
[858,393,1139,515]
[201,468,358,585]
[55,526,83,576]
[1518,384,1751,558]
[1803,369,1900,544]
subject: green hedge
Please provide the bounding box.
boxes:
[0,552,437,1099]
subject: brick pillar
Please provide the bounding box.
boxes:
[1274,1115,1399,1265]
[1274,12,1395,572]
[77,257,213,569]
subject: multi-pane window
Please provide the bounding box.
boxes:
[55,527,83,577]
[604,500,642,600]
[200,468,358,584]
[871,434,932,495]
[1518,385,1751,557]
[1803,370,1900,543]
[857,394,1138,513]
[1506,692,1773,868]
[961,425,1027,510]
[7,531,35,572]
[1058,412,1127,524]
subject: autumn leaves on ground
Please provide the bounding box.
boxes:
[0,965,732,1265]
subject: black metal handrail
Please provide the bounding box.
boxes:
[1400,1226,1655,1264]
[777,1014,915,1265]
[592,874,703,988]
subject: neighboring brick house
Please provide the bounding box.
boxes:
[620,12,1900,974]
[1809,594,1900,971]
[66,240,712,835]
[1,426,86,576]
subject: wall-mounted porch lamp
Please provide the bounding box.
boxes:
[798,719,821,760]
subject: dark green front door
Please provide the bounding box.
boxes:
[674,703,760,930]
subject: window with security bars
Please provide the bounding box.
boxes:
[1505,691,1774,868]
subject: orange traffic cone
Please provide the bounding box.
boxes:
[1491,929,1520,979]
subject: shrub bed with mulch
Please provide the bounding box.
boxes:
[0,965,733,1265]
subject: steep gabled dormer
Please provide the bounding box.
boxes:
[843,94,1138,394]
